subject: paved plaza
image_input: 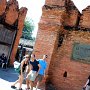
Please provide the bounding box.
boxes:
[0,67,41,90]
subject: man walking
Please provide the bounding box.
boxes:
[35,55,48,90]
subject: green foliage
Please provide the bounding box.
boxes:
[21,18,35,40]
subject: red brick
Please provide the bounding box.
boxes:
[0,0,6,15]
[79,6,90,29]
[34,0,90,90]
[5,0,19,25]
[45,0,68,6]
[10,6,27,64]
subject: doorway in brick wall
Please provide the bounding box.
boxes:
[0,24,16,63]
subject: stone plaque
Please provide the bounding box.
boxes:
[72,43,90,62]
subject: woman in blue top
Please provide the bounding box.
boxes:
[35,55,48,90]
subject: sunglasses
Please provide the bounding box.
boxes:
[25,57,29,58]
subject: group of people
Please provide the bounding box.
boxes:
[11,54,47,90]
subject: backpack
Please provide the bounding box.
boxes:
[14,61,21,73]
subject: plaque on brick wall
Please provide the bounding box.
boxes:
[72,43,90,63]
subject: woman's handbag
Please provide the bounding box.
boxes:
[14,61,21,73]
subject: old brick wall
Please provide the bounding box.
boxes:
[79,6,90,29]
[10,7,27,65]
[0,0,27,65]
[49,30,90,90]
[34,0,90,90]
[48,2,90,90]
[33,0,68,74]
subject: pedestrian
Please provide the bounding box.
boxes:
[11,54,30,90]
[35,55,48,90]
[83,75,90,90]
[26,54,40,90]
[0,53,8,68]
[19,45,23,62]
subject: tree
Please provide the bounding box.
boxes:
[21,18,35,40]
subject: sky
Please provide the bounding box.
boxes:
[7,0,90,37]
[72,0,90,12]
[17,0,45,37]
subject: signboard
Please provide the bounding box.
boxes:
[72,43,90,62]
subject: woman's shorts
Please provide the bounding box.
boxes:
[27,70,37,81]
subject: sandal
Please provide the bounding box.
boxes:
[11,85,16,89]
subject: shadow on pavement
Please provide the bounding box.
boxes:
[0,67,18,82]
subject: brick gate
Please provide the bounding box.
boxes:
[0,0,27,65]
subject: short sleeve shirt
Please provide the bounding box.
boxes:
[30,59,39,72]
[37,59,47,75]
